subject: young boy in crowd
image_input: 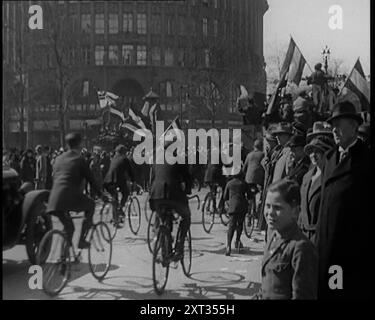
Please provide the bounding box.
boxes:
[223,167,249,256]
[261,178,318,299]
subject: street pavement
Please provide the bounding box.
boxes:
[2,187,264,300]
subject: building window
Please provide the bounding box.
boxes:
[95,45,105,65]
[214,19,218,37]
[122,45,134,65]
[205,49,210,67]
[137,13,147,34]
[108,45,119,64]
[70,14,79,32]
[166,16,173,35]
[165,48,174,66]
[95,14,104,34]
[123,13,133,32]
[151,47,161,66]
[151,14,161,34]
[202,18,208,37]
[137,45,146,65]
[81,14,91,33]
[166,81,173,98]
[109,14,118,34]
[179,16,185,35]
[177,49,185,67]
[81,46,91,65]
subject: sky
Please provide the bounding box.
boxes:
[264,0,371,78]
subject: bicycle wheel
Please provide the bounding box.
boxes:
[220,202,230,226]
[144,194,152,222]
[147,210,159,254]
[244,199,256,239]
[88,222,112,281]
[36,229,70,297]
[100,201,118,240]
[180,229,192,277]
[202,193,215,233]
[128,196,141,235]
[152,227,171,295]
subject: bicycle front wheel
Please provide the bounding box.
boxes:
[147,210,158,254]
[202,193,215,233]
[128,196,141,235]
[152,227,171,295]
[88,222,112,281]
[244,199,256,239]
[36,229,70,297]
[180,229,192,277]
[100,201,118,240]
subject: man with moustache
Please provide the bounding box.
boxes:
[315,101,371,299]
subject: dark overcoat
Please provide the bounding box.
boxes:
[242,150,265,186]
[223,177,249,215]
[103,154,134,188]
[315,139,372,299]
[286,155,311,186]
[47,150,100,212]
[149,162,192,210]
[298,167,322,244]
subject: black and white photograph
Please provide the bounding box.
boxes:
[2,0,372,303]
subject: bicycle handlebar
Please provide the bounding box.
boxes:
[187,194,201,210]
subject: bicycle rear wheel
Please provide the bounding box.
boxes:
[202,193,215,233]
[220,202,230,226]
[36,229,70,297]
[100,201,118,240]
[144,194,152,222]
[244,199,256,239]
[128,196,141,235]
[180,229,192,277]
[147,210,158,254]
[152,227,171,295]
[88,222,112,281]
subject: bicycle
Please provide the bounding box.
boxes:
[99,186,141,240]
[144,193,152,222]
[147,195,200,255]
[243,184,261,239]
[201,183,229,233]
[36,207,112,297]
[152,204,193,295]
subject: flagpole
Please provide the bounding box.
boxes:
[338,57,359,96]
[290,34,313,73]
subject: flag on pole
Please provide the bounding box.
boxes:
[266,70,288,115]
[341,58,370,111]
[129,107,147,130]
[141,101,150,117]
[281,37,307,85]
[97,91,119,109]
[108,107,125,121]
[159,116,183,143]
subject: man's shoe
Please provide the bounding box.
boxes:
[225,247,231,256]
[78,240,90,249]
[235,241,244,249]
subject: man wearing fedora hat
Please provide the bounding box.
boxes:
[315,100,371,299]
[306,121,334,144]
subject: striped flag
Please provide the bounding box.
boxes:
[159,116,183,143]
[341,58,370,111]
[108,107,125,121]
[97,91,119,109]
[141,101,150,117]
[281,37,307,85]
[129,107,147,130]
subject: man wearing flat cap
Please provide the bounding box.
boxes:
[315,101,371,299]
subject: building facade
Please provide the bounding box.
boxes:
[3,0,268,149]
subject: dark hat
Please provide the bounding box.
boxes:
[304,137,335,155]
[271,122,294,136]
[358,123,370,137]
[115,144,126,154]
[287,135,306,148]
[326,101,363,125]
[306,121,333,142]
[315,63,322,70]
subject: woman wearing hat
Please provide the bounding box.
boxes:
[298,136,334,244]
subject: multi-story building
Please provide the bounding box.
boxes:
[3,0,268,149]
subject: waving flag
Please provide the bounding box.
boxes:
[108,107,125,121]
[341,58,370,111]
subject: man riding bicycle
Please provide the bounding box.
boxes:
[149,139,193,260]
[47,133,106,249]
[103,144,135,222]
